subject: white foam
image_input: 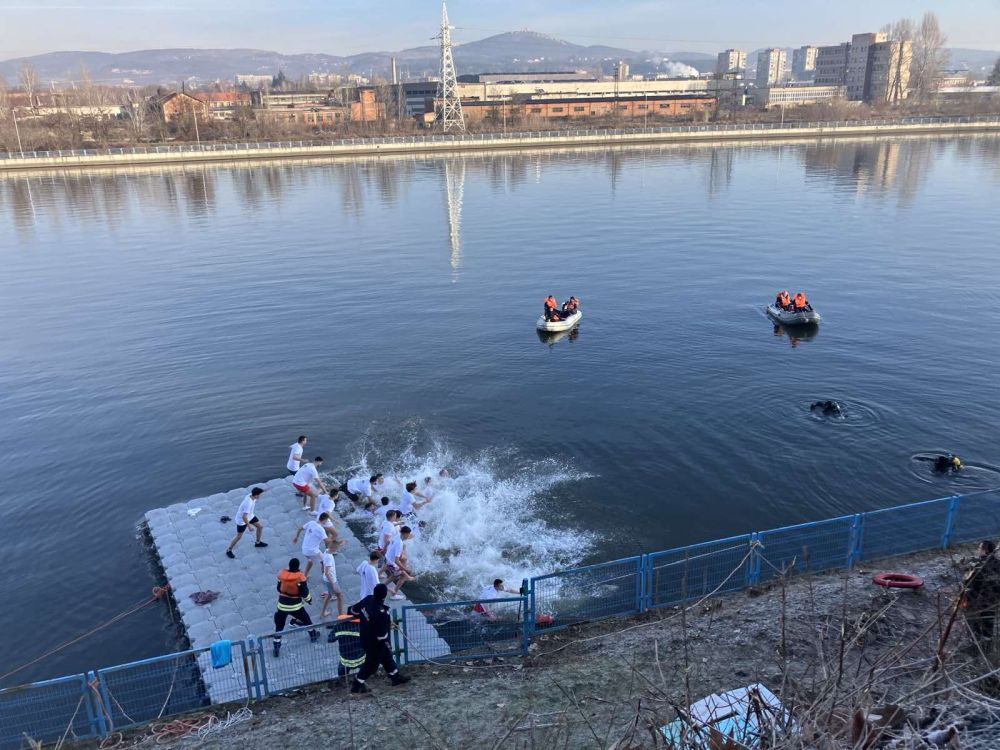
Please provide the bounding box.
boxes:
[333,435,594,599]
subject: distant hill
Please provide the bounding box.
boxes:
[2,34,993,87]
[0,31,707,87]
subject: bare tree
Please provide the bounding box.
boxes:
[988,57,1000,87]
[19,62,38,107]
[887,17,915,104]
[122,88,151,143]
[0,75,9,118]
[911,12,949,99]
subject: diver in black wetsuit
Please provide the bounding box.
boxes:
[933,454,963,474]
[810,400,843,417]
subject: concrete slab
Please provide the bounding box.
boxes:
[146,476,451,703]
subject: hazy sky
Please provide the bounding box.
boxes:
[1,0,998,60]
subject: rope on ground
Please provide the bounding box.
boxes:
[194,707,253,740]
[0,585,171,684]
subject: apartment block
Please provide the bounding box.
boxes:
[716,49,747,78]
[817,32,912,103]
[756,48,787,86]
[792,46,818,80]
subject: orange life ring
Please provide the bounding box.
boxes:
[872,572,923,589]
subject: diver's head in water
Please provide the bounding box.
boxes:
[811,400,842,416]
[933,454,963,473]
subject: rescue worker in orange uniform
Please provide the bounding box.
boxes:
[793,292,808,311]
[775,291,791,310]
[273,558,319,657]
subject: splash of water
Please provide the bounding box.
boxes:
[335,429,594,599]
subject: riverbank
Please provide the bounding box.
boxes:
[76,543,1000,749]
[2,115,998,172]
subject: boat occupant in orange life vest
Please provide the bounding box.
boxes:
[793,292,807,311]
[544,295,561,321]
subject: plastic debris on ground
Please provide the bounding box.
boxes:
[660,683,792,749]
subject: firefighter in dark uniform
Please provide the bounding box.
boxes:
[348,583,411,693]
[328,613,365,677]
[273,557,319,657]
[964,540,1000,642]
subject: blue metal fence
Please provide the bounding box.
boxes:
[0,673,103,750]
[398,596,529,664]
[530,556,644,633]
[5,486,1000,746]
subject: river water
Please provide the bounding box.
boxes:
[1,134,999,683]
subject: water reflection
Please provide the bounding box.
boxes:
[443,159,465,280]
[772,322,819,348]
[537,326,581,346]
[1,134,997,247]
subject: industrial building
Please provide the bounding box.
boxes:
[446,93,717,124]
[752,84,846,109]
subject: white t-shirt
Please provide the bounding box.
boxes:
[378,520,399,550]
[321,552,338,583]
[286,442,304,472]
[479,585,502,601]
[300,520,327,555]
[347,477,372,497]
[292,463,318,487]
[235,495,257,525]
[385,537,404,566]
[314,495,336,522]
[398,490,416,515]
[357,561,379,598]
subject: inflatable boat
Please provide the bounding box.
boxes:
[766,304,820,326]
[536,310,582,332]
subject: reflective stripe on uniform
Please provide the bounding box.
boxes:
[276,602,305,612]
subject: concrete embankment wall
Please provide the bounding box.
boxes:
[2,120,999,173]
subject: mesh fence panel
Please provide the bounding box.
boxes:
[400,598,527,664]
[257,623,344,694]
[648,536,754,608]
[859,499,951,562]
[757,516,855,582]
[96,644,249,730]
[951,490,1000,545]
[0,674,99,750]
[530,557,642,633]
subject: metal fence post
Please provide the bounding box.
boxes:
[848,514,863,568]
[520,578,531,656]
[747,533,761,585]
[635,555,647,613]
[525,577,537,645]
[941,495,961,549]
[239,639,259,701]
[395,609,408,664]
[255,637,271,698]
[853,513,867,563]
[85,671,107,739]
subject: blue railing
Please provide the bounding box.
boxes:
[3,486,1000,747]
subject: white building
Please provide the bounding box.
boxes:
[756,48,788,86]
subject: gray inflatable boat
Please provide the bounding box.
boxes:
[766,304,821,326]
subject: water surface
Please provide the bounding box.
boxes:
[2,134,999,682]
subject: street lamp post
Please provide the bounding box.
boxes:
[12,108,24,156]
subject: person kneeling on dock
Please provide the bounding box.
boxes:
[349,583,411,694]
[273,558,319,658]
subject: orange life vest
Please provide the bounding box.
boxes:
[545,297,556,310]
[278,569,306,597]
[794,294,806,309]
